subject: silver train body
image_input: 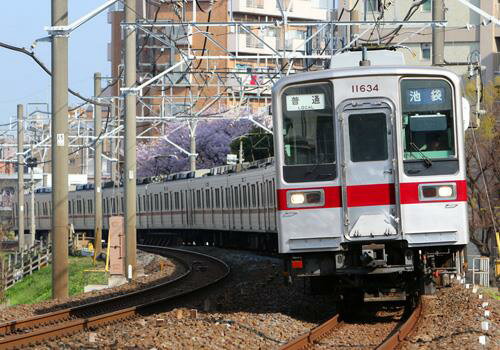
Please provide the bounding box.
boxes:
[14,65,469,298]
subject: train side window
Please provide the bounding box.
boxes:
[181,192,184,210]
[68,201,72,215]
[83,200,86,214]
[205,189,210,208]
[215,188,220,208]
[243,186,248,208]
[154,194,159,211]
[112,198,116,214]
[159,194,163,211]
[88,200,93,214]
[233,187,239,208]
[251,184,256,207]
[121,197,124,213]
[138,197,141,212]
[175,192,179,210]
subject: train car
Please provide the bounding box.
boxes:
[12,51,470,302]
[272,53,470,301]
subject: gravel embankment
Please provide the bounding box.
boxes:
[0,250,179,323]
[42,246,335,349]
[402,283,499,350]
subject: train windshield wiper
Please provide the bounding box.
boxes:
[409,142,432,168]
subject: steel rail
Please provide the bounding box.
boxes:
[280,297,422,350]
[0,246,230,349]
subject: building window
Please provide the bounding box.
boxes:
[422,0,432,13]
[366,0,381,12]
[246,0,264,9]
[421,43,431,60]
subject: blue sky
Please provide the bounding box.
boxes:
[0,1,110,123]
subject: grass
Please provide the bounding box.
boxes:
[480,287,500,301]
[6,256,107,306]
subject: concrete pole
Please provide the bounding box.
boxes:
[238,138,243,164]
[189,122,196,171]
[350,8,360,45]
[29,143,36,246]
[51,0,69,299]
[17,104,24,252]
[110,99,118,184]
[94,73,103,257]
[432,0,445,65]
[124,0,137,280]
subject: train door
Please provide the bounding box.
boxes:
[339,100,400,239]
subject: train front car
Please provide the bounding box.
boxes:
[273,65,469,302]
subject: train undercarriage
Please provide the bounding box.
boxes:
[283,241,466,303]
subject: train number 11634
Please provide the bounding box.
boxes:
[351,84,379,93]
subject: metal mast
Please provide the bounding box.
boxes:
[124,0,137,279]
[94,72,103,257]
[432,0,445,65]
[51,0,69,299]
[17,104,25,252]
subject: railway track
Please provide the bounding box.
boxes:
[280,298,422,350]
[0,245,230,350]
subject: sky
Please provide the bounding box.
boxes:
[0,1,110,124]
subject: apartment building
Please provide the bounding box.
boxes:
[337,0,499,82]
[107,0,332,125]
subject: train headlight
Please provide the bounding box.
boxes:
[290,193,306,205]
[419,183,456,201]
[287,190,324,207]
[437,185,454,198]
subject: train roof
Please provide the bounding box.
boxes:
[272,65,462,94]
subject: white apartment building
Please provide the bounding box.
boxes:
[337,0,499,82]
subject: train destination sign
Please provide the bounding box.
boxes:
[406,87,445,106]
[286,93,325,111]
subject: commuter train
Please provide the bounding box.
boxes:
[14,52,471,301]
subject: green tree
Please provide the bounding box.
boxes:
[229,126,274,162]
[464,79,499,256]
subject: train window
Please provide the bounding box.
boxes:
[68,201,72,215]
[83,200,86,214]
[251,184,256,207]
[215,188,220,208]
[197,190,201,209]
[88,200,93,214]
[164,193,168,210]
[243,186,248,208]
[154,194,159,211]
[112,198,116,214]
[175,192,179,210]
[401,79,457,175]
[349,113,388,162]
[205,189,210,208]
[234,187,239,208]
[138,197,141,212]
[281,82,336,182]
[121,197,124,213]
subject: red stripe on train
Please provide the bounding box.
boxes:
[399,180,467,204]
[277,180,466,210]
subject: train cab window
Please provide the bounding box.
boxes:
[281,82,336,182]
[349,113,388,162]
[401,79,457,175]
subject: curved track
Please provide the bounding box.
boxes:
[280,298,422,350]
[0,245,230,349]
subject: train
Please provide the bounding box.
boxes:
[14,51,471,302]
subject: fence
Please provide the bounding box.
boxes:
[1,241,52,290]
[470,256,490,287]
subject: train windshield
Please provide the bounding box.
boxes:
[281,82,335,182]
[401,79,455,161]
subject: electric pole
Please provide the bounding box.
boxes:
[51,0,69,299]
[124,0,137,280]
[17,104,25,252]
[432,0,445,65]
[189,121,196,171]
[29,143,36,247]
[94,73,103,257]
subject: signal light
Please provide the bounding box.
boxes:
[291,258,303,269]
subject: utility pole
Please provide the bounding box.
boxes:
[94,73,103,257]
[432,0,445,65]
[350,1,360,46]
[124,0,137,280]
[29,143,36,246]
[189,122,196,171]
[51,0,69,299]
[17,104,25,252]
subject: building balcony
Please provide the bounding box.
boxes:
[231,0,329,21]
[227,33,279,55]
